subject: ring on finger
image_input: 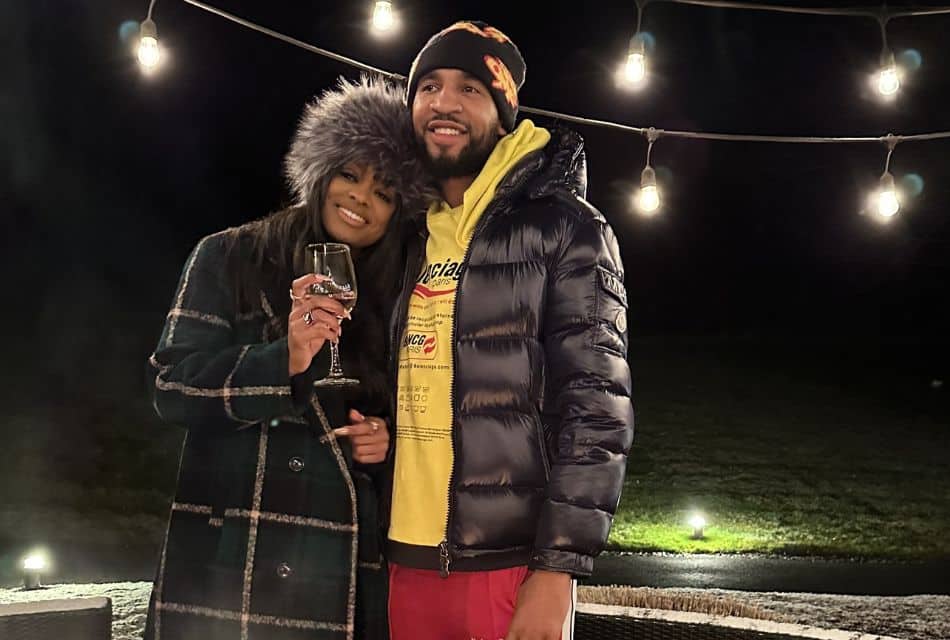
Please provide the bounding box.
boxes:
[289,288,303,302]
[371,419,380,433]
[303,310,314,325]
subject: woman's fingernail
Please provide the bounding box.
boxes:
[352,409,365,421]
[334,428,349,437]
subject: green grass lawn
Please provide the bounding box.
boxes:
[610,337,950,559]
[0,336,947,571]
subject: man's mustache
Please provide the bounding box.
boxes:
[425,116,468,130]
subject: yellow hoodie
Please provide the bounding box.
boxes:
[389,121,551,548]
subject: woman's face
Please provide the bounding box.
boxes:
[320,162,397,249]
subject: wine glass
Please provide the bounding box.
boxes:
[307,242,359,387]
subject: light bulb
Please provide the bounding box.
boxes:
[877,189,899,217]
[638,185,660,213]
[876,172,900,218]
[138,37,160,68]
[625,52,646,84]
[689,514,707,540]
[877,66,900,96]
[22,551,47,589]
[137,19,160,70]
[876,50,900,97]
[636,165,660,214]
[372,1,395,33]
[23,554,46,571]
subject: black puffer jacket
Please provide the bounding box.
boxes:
[389,127,634,578]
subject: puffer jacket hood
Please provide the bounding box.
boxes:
[527,127,588,199]
[284,75,436,213]
[487,126,589,205]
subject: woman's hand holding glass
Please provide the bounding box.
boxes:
[287,273,348,377]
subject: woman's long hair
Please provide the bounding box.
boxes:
[223,173,413,414]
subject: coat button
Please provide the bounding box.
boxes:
[288,456,305,472]
[276,562,293,578]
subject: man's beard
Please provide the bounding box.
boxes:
[417,128,497,180]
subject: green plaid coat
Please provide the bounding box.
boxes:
[144,230,387,640]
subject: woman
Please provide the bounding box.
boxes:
[143,76,432,640]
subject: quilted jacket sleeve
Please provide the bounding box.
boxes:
[530,208,635,577]
[146,232,307,431]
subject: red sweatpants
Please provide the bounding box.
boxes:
[388,562,575,640]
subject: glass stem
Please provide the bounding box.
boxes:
[327,340,344,378]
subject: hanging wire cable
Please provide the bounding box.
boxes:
[519,105,950,144]
[179,0,400,78]
[619,2,950,100]
[659,0,950,19]
[146,0,950,146]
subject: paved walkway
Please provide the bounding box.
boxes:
[587,552,950,595]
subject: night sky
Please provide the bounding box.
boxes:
[4,0,950,414]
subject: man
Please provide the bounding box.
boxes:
[387,21,634,640]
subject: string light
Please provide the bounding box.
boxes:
[873,136,901,219]
[133,0,950,227]
[138,19,160,70]
[875,14,901,98]
[371,1,396,34]
[876,57,900,97]
[136,0,163,74]
[619,1,649,89]
[137,0,161,72]
[635,128,661,215]
[877,173,900,218]
[624,38,647,85]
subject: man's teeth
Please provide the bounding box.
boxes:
[433,128,462,135]
[339,206,367,224]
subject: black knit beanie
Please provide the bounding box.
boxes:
[406,21,526,133]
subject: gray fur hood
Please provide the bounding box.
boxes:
[284,75,435,214]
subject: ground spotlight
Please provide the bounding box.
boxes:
[22,551,48,590]
[689,514,707,540]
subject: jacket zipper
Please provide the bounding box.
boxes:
[439,156,546,578]
[440,201,504,578]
